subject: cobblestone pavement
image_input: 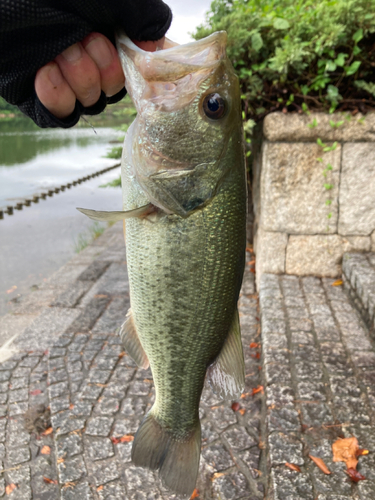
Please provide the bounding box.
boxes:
[259,267,375,500]
[343,253,375,334]
[0,224,266,499]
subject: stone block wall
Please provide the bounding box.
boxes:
[252,112,375,288]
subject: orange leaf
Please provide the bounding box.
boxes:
[212,472,225,480]
[97,485,104,491]
[250,342,260,349]
[118,352,126,359]
[190,489,199,499]
[309,455,331,474]
[41,445,51,455]
[69,403,74,410]
[346,468,366,482]
[357,449,369,457]
[6,484,16,494]
[251,352,261,359]
[252,385,264,396]
[231,402,240,412]
[247,259,255,266]
[331,279,343,287]
[42,427,53,436]
[43,477,58,485]
[285,463,301,472]
[57,458,65,464]
[332,437,359,470]
[120,435,134,443]
[239,408,246,416]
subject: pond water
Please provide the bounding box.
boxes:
[0,118,124,206]
[0,115,127,317]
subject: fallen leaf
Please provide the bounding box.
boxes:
[239,409,246,416]
[190,489,199,499]
[285,463,301,472]
[251,352,261,359]
[245,246,253,253]
[211,472,225,480]
[252,385,264,396]
[97,485,104,491]
[42,427,53,436]
[5,484,16,494]
[231,402,240,412]
[57,458,65,465]
[69,404,74,410]
[43,477,58,485]
[250,342,260,349]
[30,389,42,396]
[118,352,126,359]
[332,437,359,469]
[309,455,331,475]
[346,468,366,482]
[111,435,134,444]
[247,260,255,266]
[41,446,51,455]
[331,279,343,286]
[357,449,369,457]
[120,435,134,443]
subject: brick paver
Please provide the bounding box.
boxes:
[3,219,374,499]
[260,272,375,500]
[0,225,265,499]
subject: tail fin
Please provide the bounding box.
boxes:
[132,412,201,497]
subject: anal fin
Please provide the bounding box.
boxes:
[120,309,149,369]
[207,308,245,400]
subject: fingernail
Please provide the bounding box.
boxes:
[48,63,63,87]
[61,43,82,62]
[85,36,113,69]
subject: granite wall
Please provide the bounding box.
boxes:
[252,112,375,288]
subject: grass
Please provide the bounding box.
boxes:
[74,222,107,253]
[104,146,122,160]
[99,176,121,188]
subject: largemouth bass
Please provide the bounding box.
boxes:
[78,31,247,497]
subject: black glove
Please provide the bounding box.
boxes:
[0,0,172,128]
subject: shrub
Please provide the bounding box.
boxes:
[194,0,375,123]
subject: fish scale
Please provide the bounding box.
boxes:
[124,136,246,433]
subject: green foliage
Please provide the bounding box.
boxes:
[100,176,122,188]
[74,222,106,253]
[104,146,123,159]
[194,0,375,121]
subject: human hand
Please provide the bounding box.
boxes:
[35,33,165,120]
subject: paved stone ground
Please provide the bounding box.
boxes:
[342,253,375,335]
[259,267,375,500]
[0,224,266,499]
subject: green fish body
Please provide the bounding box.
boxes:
[79,32,247,496]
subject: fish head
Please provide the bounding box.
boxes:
[117,31,242,217]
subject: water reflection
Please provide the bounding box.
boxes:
[0,119,123,205]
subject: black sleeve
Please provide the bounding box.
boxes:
[0,0,172,128]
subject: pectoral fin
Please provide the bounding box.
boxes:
[207,309,245,400]
[120,309,149,369]
[76,203,153,222]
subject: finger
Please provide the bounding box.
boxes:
[82,33,125,97]
[55,42,101,108]
[133,38,165,52]
[35,62,76,119]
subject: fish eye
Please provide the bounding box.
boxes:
[202,93,226,120]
